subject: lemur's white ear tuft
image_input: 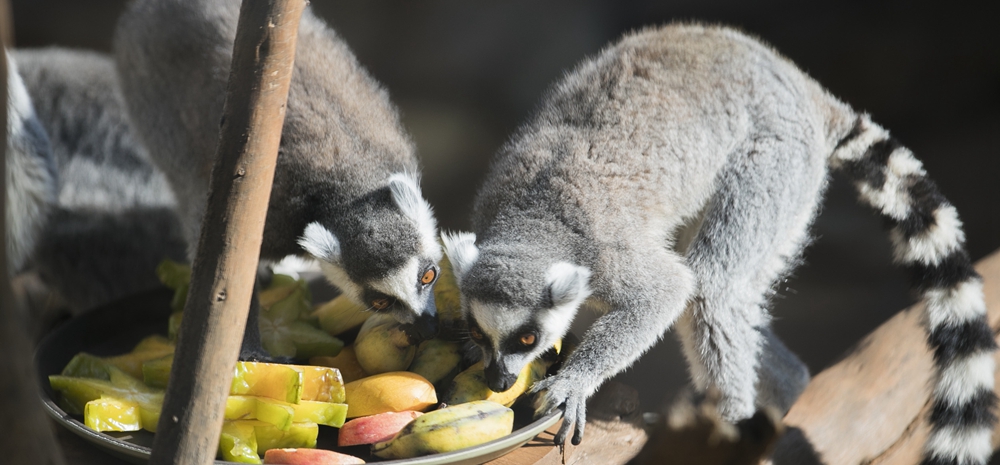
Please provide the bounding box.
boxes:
[298,222,342,264]
[389,173,440,257]
[546,262,592,308]
[441,231,478,283]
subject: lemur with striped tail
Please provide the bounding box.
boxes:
[114,0,443,359]
[442,24,996,465]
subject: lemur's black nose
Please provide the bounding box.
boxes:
[485,360,518,392]
[411,311,438,340]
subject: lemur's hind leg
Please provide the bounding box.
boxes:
[676,134,827,421]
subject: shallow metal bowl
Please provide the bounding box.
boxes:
[36,288,560,464]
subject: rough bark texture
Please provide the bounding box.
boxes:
[773,249,1000,465]
[148,1,306,464]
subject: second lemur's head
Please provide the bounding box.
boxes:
[298,173,443,340]
[442,231,591,392]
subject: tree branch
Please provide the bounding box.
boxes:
[148,1,306,464]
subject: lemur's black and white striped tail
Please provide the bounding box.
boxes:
[830,114,997,465]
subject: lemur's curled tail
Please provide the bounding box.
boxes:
[831,114,997,465]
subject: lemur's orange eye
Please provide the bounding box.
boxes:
[421,268,436,285]
[520,333,536,346]
[371,298,389,310]
[469,326,484,341]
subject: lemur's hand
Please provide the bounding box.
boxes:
[531,374,587,446]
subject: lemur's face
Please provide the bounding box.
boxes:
[442,232,591,392]
[299,174,443,340]
[464,295,579,391]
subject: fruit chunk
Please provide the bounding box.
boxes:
[371,400,514,459]
[294,365,345,403]
[231,361,305,403]
[353,315,416,375]
[263,448,365,465]
[49,373,164,417]
[312,295,371,337]
[220,420,321,458]
[261,286,344,359]
[104,335,176,379]
[432,254,463,327]
[84,397,141,432]
[337,411,422,447]
[219,421,261,464]
[288,400,348,428]
[407,339,461,385]
[445,358,547,407]
[252,421,319,454]
[309,346,367,383]
[344,371,436,418]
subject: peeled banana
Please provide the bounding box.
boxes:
[444,357,548,407]
[371,400,514,459]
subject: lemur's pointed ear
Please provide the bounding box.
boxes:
[298,222,342,264]
[389,173,440,257]
[545,262,592,308]
[441,231,478,284]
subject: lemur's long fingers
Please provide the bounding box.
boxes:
[571,402,586,445]
[554,406,574,445]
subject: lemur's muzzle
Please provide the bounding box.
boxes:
[409,311,438,340]
[485,359,518,392]
[403,290,438,341]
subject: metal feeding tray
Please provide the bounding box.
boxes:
[35,287,561,464]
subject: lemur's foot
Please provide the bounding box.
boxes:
[531,374,588,445]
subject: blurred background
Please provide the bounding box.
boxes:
[11,0,999,414]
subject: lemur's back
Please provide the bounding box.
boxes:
[450,23,994,465]
[13,48,186,312]
[115,0,418,259]
[475,24,851,241]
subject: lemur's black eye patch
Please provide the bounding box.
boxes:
[363,290,396,312]
[501,323,542,354]
[468,319,485,340]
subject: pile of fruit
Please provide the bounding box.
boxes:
[48,256,561,463]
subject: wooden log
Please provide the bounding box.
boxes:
[770,248,1000,464]
[148,1,305,464]
[0,38,66,465]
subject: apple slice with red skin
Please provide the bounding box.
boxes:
[263,448,365,464]
[337,411,423,447]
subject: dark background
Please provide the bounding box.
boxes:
[13,0,998,417]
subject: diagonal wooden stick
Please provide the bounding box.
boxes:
[148,1,306,464]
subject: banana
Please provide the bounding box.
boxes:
[371,400,513,459]
[353,314,417,375]
[407,338,462,385]
[432,254,463,328]
[444,357,548,407]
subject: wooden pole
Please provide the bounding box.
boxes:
[148,1,305,464]
[0,38,65,465]
[771,248,1000,464]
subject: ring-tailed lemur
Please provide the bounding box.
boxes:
[12,47,186,313]
[442,24,996,464]
[5,51,56,277]
[114,0,443,357]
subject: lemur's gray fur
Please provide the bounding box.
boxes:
[114,0,443,352]
[5,52,57,276]
[443,24,995,465]
[11,48,187,313]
